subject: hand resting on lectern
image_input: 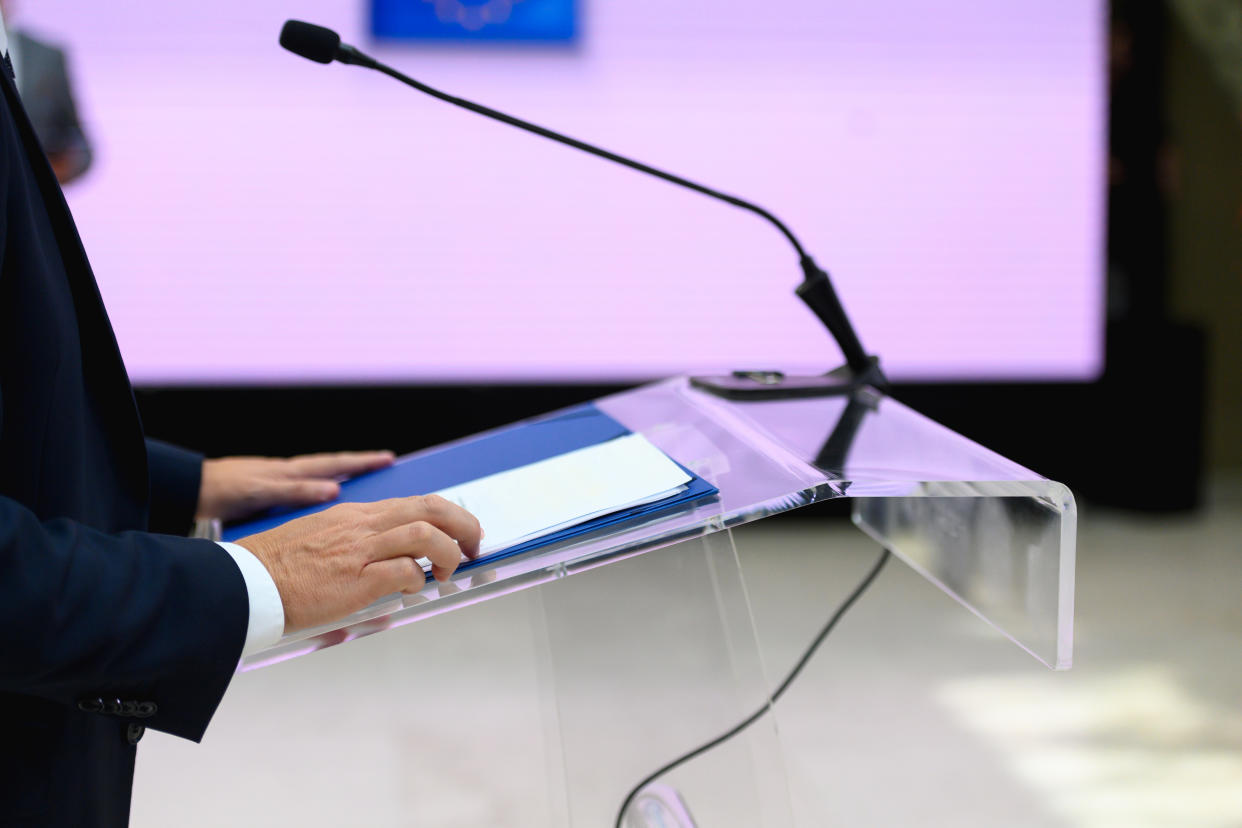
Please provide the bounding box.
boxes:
[196,451,397,522]
[234,494,483,634]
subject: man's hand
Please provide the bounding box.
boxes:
[48,152,85,186]
[236,495,482,633]
[197,452,395,523]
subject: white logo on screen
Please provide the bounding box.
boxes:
[425,0,526,32]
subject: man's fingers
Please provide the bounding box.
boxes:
[367,495,483,560]
[263,478,340,507]
[287,451,395,479]
[360,556,426,601]
[365,521,465,581]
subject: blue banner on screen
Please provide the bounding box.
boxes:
[372,0,577,42]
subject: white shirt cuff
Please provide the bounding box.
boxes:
[217,541,286,658]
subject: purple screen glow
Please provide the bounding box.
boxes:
[18,0,1105,384]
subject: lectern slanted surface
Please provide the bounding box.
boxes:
[239,377,1075,672]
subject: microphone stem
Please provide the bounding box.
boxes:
[371,63,809,261]
[362,54,881,381]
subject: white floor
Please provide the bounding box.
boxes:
[131,478,1242,827]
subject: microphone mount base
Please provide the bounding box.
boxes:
[689,357,886,401]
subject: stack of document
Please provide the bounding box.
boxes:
[221,404,717,567]
[429,432,692,564]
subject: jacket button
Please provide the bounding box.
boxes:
[135,701,158,719]
[77,698,103,713]
[126,723,145,745]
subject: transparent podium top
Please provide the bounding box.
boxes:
[240,377,1075,672]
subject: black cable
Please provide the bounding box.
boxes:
[613,547,892,828]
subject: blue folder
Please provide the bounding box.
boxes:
[222,404,719,575]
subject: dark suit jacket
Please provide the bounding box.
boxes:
[12,30,92,183]
[0,48,248,827]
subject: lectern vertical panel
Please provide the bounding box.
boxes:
[853,482,1077,669]
[532,530,794,827]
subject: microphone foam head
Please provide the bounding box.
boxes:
[280,20,341,64]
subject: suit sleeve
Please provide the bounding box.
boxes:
[0,494,249,742]
[145,438,204,536]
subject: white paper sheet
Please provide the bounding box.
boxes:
[426,433,691,565]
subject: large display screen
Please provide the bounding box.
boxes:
[15,0,1104,384]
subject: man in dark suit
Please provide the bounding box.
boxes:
[0,13,482,826]
[1,0,92,184]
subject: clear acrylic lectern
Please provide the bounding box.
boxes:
[233,377,1076,827]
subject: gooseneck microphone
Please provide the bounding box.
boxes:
[278,20,885,396]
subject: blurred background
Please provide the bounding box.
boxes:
[7,0,1239,824]
[14,0,1233,511]
[14,0,1103,386]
